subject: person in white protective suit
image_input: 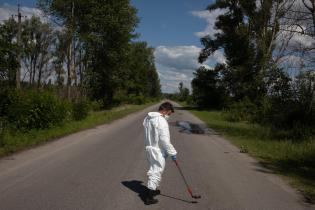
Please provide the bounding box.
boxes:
[143,102,177,205]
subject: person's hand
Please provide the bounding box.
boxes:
[171,155,177,161]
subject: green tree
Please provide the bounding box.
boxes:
[21,16,55,88]
[177,82,189,102]
[191,66,226,108]
[39,0,83,98]
[125,42,160,98]
[39,0,139,106]
[199,0,286,102]
[195,0,314,137]
[83,0,138,106]
[0,18,19,88]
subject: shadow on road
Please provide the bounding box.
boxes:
[121,180,147,203]
[160,193,196,204]
[121,180,194,204]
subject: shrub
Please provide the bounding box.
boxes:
[128,94,146,105]
[90,100,102,111]
[30,92,69,128]
[0,90,70,130]
[186,95,196,107]
[113,92,147,105]
[256,97,315,140]
[113,90,129,105]
[223,98,257,122]
[256,70,315,139]
[0,118,7,147]
[72,100,90,121]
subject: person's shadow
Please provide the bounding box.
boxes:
[121,180,195,204]
[121,180,148,203]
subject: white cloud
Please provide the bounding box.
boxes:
[278,55,303,67]
[212,50,226,64]
[290,33,315,48]
[157,64,192,93]
[155,45,206,70]
[191,9,227,38]
[154,45,225,93]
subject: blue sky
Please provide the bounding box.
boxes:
[130,0,211,47]
[0,0,226,93]
[0,0,213,46]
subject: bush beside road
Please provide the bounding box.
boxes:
[0,102,156,158]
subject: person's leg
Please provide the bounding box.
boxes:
[145,162,160,204]
[152,155,165,196]
[147,150,165,190]
[145,148,165,205]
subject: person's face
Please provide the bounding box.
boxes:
[161,110,172,117]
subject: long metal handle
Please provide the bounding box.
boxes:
[173,160,193,197]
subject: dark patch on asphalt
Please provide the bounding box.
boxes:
[175,121,219,135]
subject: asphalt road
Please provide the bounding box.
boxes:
[0,102,313,210]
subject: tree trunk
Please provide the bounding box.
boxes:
[37,57,43,89]
[67,41,72,100]
[32,55,37,85]
[29,57,33,85]
[79,47,82,86]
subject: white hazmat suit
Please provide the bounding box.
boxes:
[143,112,177,190]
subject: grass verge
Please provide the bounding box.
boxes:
[0,103,156,158]
[188,109,315,204]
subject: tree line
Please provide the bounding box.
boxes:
[190,0,314,139]
[0,0,161,106]
[0,0,161,133]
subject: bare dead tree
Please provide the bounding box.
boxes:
[279,0,315,111]
[21,16,55,88]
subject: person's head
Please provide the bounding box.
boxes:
[158,102,174,118]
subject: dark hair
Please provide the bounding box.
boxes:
[158,102,174,113]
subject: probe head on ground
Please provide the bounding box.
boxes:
[192,195,201,199]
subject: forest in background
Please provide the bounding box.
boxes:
[0,0,161,132]
[170,0,315,140]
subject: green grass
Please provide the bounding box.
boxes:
[189,109,315,204]
[0,103,155,158]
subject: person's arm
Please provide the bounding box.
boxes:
[158,117,177,156]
